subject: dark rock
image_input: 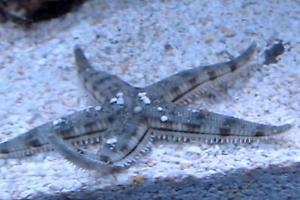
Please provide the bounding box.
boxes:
[0,0,86,25]
[28,162,300,200]
[264,40,285,65]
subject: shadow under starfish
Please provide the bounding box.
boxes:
[0,42,292,173]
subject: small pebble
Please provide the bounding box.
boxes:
[187,146,203,154]
[132,175,145,185]
[180,161,192,170]
[37,58,46,66]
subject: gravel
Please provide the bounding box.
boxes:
[30,162,300,200]
[0,0,299,199]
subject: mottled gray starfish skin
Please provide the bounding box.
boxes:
[0,43,291,172]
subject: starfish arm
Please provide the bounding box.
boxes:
[74,46,136,104]
[96,121,153,167]
[0,106,109,159]
[145,104,292,143]
[145,43,256,104]
[47,133,122,173]
[47,122,153,171]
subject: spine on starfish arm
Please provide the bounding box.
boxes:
[46,121,154,172]
[146,104,292,143]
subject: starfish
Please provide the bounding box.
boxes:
[0,42,291,173]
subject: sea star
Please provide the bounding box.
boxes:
[0,43,291,172]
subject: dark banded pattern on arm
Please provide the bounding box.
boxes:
[144,103,291,143]
[0,106,109,159]
[96,120,153,165]
[74,47,135,104]
[47,133,121,173]
[47,120,153,171]
[145,43,257,104]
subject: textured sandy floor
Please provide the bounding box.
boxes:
[0,0,299,199]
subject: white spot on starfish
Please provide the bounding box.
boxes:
[157,107,163,111]
[110,92,125,105]
[116,92,123,97]
[106,137,117,145]
[137,92,151,104]
[116,96,125,105]
[141,96,151,104]
[95,106,102,111]
[138,92,147,97]
[134,106,142,113]
[160,115,168,122]
[110,97,117,104]
[52,118,65,126]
